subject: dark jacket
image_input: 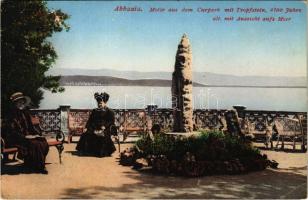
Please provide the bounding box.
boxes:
[85,107,115,135]
[5,107,49,170]
[6,108,40,146]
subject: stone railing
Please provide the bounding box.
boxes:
[30,105,307,139]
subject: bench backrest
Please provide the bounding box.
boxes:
[68,109,147,134]
[68,110,91,135]
[274,117,302,136]
[123,110,146,132]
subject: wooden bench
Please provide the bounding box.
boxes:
[113,110,147,142]
[1,134,65,164]
[274,117,306,151]
[68,109,147,143]
[1,116,65,164]
[248,120,273,149]
[67,110,91,143]
[120,127,147,142]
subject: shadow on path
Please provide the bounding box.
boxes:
[1,163,51,175]
[60,166,307,199]
[257,146,307,153]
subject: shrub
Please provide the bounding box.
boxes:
[125,130,273,176]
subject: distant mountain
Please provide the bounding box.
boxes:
[48,68,307,87]
[59,75,205,87]
[48,68,172,79]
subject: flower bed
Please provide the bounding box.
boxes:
[120,131,278,177]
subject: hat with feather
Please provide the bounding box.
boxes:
[94,92,109,103]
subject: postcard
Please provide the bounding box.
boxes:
[1,1,307,199]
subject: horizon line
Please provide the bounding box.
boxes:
[49,67,307,78]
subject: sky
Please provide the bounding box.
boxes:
[47,1,307,77]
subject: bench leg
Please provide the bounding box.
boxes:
[1,152,17,164]
[265,135,271,149]
[301,135,306,152]
[13,152,17,161]
[56,144,64,164]
[1,153,9,164]
[123,132,129,142]
[67,135,72,144]
[270,137,273,149]
[281,136,284,150]
[275,135,280,150]
[264,137,268,149]
[301,144,306,152]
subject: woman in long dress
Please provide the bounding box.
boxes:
[76,92,117,157]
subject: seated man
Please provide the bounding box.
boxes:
[5,92,49,174]
[76,92,117,157]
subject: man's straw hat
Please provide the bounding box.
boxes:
[10,92,31,106]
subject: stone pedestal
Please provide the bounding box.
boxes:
[58,105,71,136]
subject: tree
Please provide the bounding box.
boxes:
[1,1,69,116]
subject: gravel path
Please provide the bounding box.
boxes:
[1,142,307,199]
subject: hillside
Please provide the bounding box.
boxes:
[48,68,307,87]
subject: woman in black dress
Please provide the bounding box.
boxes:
[76,92,117,157]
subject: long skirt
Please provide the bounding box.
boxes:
[76,132,116,157]
[18,137,49,170]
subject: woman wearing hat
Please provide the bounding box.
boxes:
[76,92,117,157]
[5,92,49,174]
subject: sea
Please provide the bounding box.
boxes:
[40,86,307,112]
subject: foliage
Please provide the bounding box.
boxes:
[1,1,69,116]
[135,130,261,162]
[124,131,273,176]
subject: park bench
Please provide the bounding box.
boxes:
[274,116,307,151]
[247,119,273,149]
[120,110,147,142]
[1,116,65,164]
[68,109,147,143]
[67,109,91,143]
